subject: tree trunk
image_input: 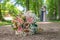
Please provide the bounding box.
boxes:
[57,0,60,20]
[0,9,4,21]
[54,0,57,20]
[26,0,29,11]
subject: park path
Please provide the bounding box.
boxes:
[37,22,60,32]
[0,22,60,40]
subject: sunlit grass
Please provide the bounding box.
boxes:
[49,20,60,22]
[0,21,11,26]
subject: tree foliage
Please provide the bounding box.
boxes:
[15,0,43,17]
[57,0,60,20]
[0,0,21,21]
[46,0,58,20]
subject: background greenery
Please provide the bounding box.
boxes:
[0,0,60,25]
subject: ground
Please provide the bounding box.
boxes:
[0,22,60,40]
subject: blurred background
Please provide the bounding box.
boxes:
[0,0,60,25]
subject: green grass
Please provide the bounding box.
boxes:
[48,20,60,22]
[0,21,11,26]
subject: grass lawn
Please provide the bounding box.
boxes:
[0,21,11,26]
[49,20,60,22]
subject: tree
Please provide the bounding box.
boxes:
[26,0,29,11]
[46,0,58,20]
[57,0,60,20]
[0,0,21,21]
[0,3,4,21]
[0,0,10,21]
[15,0,43,17]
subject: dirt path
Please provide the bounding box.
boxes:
[0,22,60,40]
[37,22,60,32]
